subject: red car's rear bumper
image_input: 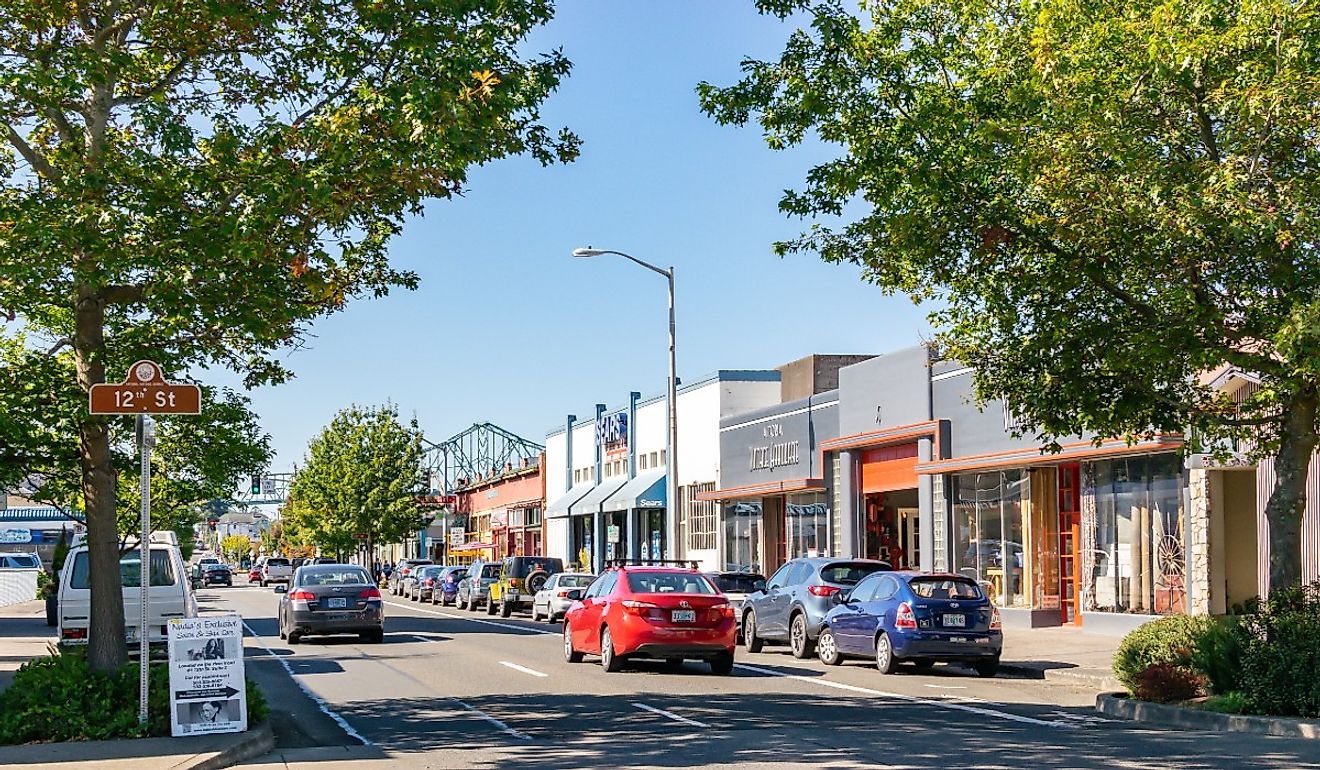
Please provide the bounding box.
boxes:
[612,613,736,658]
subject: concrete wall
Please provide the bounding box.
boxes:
[717,392,841,491]
[838,346,931,435]
[778,354,874,402]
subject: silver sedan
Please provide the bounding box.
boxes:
[530,572,595,623]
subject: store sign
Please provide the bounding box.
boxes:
[607,524,620,542]
[749,423,800,472]
[1041,595,1061,610]
[0,528,32,544]
[449,529,466,547]
[596,411,628,453]
[167,615,247,737]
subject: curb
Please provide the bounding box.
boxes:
[1096,693,1320,739]
[190,723,276,770]
[998,664,1119,691]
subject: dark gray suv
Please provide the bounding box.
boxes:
[741,557,891,658]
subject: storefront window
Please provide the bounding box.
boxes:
[723,502,762,572]
[952,470,1028,607]
[1090,455,1186,614]
[785,492,829,559]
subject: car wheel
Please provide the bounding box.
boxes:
[486,598,497,615]
[709,652,734,676]
[662,658,685,673]
[288,630,302,645]
[411,589,419,602]
[874,631,898,674]
[974,656,1000,678]
[817,627,843,666]
[563,623,583,663]
[530,605,541,622]
[600,626,623,673]
[259,579,265,587]
[743,611,764,653]
[789,613,815,659]
[547,612,560,626]
[500,599,512,618]
[278,612,286,640]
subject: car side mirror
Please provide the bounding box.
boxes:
[752,580,767,593]
[564,589,584,601]
[831,590,849,606]
[273,584,287,594]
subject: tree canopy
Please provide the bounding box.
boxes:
[700,0,1320,589]
[284,404,429,559]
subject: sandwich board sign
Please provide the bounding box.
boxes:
[167,614,247,736]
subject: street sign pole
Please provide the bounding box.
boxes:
[137,414,155,724]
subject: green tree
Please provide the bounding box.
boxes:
[219,535,252,564]
[285,405,428,562]
[0,0,577,671]
[700,0,1320,590]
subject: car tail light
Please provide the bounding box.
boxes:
[807,585,840,597]
[557,590,570,598]
[511,578,523,588]
[710,601,735,619]
[622,600,658,615]
[359,587,382,599]
[61,627,87,640]
[990,605,1002,630]
[895,602,917,629]
[289,590,316,601]
[424,578,434,586]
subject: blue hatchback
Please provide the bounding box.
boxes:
[817,571,1002,677]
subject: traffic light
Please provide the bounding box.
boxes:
[250,475,261,495]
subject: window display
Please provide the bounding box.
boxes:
[952,470,1028,607]
[1089,456,1186,614]
[785,493,829,559]
[723,502,762,572]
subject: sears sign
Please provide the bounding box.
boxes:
[596,411,628,450]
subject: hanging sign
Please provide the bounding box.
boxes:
[167,614,247,736]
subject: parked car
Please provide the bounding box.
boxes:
[0,552,41,569]
[260,557,293,587]
[816,572,1002,676]
[199,563,233,587]
[310,557,338,565]
[705,571,766,642]
[430,566,466,606]
[58,535,198,647]
[248,566,262,583]
[562,565,736,674]
[456,562,501,612]
[490,556,565,617]
[387,558,434,596]
[531,572,594,623]
[276,564,384,644]
[740,557,891,658]
[404,565,447,602]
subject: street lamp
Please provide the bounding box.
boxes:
[572,247,678,562]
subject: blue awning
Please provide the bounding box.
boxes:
[545,484,594,520]
[569,478,627,517]
[602,470,666,512]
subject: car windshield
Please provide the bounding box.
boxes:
[481,564,500,578]
[300,568,371,586]
[626,571,716,595]
[709,574,763,593]
[202,564,229,572]
[70,550,176,589]
[819,562,887,585]
[266,559,290,567]
[909,577,983,600]
[557,574,594,588]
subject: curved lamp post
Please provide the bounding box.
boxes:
[572,247,677,562]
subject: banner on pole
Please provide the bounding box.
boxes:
[167,614,247,736]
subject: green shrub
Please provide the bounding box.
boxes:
[1197,691,1251,715]
[1237,583,1320,718]
[1113,614,1211,694]
[1191,616,1245,694]
[1131,661,1204,703]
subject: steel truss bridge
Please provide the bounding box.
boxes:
[422,422,545,497]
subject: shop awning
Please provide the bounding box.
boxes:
[569,478,627,517]
[545,483,594,520]
[694,478,825,502]
[602,470,666,512]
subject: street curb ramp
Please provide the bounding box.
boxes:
[1096,693,1320,739]
[189,723,276,770]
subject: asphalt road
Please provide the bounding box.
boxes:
[192,582,1320,769]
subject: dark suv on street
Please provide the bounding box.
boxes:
[740,557,891,658]
[489,556,564,617]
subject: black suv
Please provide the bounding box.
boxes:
[490,556,564,617]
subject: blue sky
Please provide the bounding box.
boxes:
[215,1,934,469]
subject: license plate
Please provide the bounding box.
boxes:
[327,597,348,609]
[671,610,696,623]
[942,613,966,628]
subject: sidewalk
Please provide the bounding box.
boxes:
[999,625,1122,691]
[0,599,55,693]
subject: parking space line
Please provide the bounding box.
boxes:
[383,599,559,636]
[733,663,1078,730]
[631,702,710,728]
[241,620,372,745]
[500,661,549,678]
[455,699,533,740]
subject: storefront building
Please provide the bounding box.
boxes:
[448,456,545,565]
[0,507,84,566]
[544,371,783,572]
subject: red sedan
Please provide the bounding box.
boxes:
[562,565,736,674]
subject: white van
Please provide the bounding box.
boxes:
[57,539,198,646]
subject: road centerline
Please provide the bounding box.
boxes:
[631,701,711,729]
[499,660,549,678]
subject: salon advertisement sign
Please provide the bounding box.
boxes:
[167,614,247,736]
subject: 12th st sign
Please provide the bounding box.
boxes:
[89,360,201,415]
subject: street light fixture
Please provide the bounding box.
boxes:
[572,247,678,562]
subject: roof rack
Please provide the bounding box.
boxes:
[603,559,700,570]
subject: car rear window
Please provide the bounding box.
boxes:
[819,562,888,585]
[300,568,371,586]
[266,558,290,567]
[69,550,176,589]
[510,559,563,577]
[2,554,40,569]
[202,564,229,572]
[626,571,716,594]
[908,577,983,600]
[558,574,594,588]
[481,564,501,578]
[709,574,763,593]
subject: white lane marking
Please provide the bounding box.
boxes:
[1049,710,1117,724]
[733,663,1078,730]
[414,635,441,643]
[500,661,549,678]
[923,684,968,689]
[455,699,532,740]
[241,620,372,746]
[383,599,558,636]
[631,701,711,728]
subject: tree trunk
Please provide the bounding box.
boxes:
[74,284,127,672]
[1264,389,1319,594]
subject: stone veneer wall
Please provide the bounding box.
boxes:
[1188,468,1212,615]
